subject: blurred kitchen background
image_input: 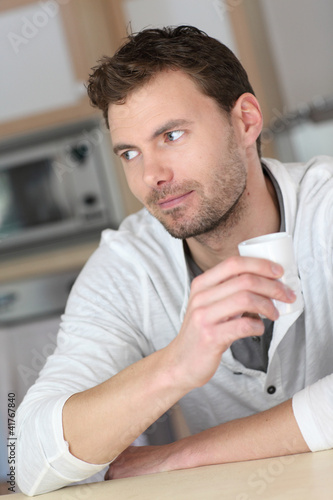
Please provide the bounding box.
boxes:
[1,0,333,493]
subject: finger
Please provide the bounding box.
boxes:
[190,273,295,309]
[196,290,280,325]
[192,256,284,292]
[212,315,266,348]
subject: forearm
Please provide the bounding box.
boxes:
[168,399,310,470]
[62,346,186,465]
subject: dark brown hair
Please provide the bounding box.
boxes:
[87,25,261,156]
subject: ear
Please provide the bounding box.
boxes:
[231,93,263,149]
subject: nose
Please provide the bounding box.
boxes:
[142,153,174,188]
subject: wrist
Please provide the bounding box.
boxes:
[164,436,204,471]
[162,341,201,395]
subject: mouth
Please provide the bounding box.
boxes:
[157,191,194,209]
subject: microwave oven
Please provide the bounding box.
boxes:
[0,122,125,255]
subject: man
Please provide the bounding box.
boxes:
[17,26,333,495]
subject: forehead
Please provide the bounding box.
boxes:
[108,70,219,137]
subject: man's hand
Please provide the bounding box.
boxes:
[104,445,173,480]
[166,256,296,391]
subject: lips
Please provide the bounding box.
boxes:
[157,191,194,209]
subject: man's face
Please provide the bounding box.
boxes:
[109,70,247,239]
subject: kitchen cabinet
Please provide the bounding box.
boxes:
[0,0,127,140]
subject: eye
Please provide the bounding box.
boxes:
[122,150,139,161]
[165,130,184,142]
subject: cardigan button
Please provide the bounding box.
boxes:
[267,385,276,395]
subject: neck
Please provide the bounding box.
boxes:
[186,161,280,272]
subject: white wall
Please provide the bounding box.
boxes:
[259,0,333,110]
[0,2,84,123]
[259,0,333,162]
[124,0,237,53]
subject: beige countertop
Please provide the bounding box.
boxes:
[0,240,99,284]
[3,450,333,499]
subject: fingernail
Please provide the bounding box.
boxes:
[285,286,296,300]
[273,307,280,319]
[271,263,283,276]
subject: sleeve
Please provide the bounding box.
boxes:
[16,394,110,496]
[292,374,333,451]
[16,236,153,495]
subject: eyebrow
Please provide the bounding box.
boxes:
[113,119,193,155]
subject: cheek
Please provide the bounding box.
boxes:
[124,168,145,202]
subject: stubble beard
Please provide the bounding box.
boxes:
[145,133,248,241]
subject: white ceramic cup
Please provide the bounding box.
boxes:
[238,232,303,316]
